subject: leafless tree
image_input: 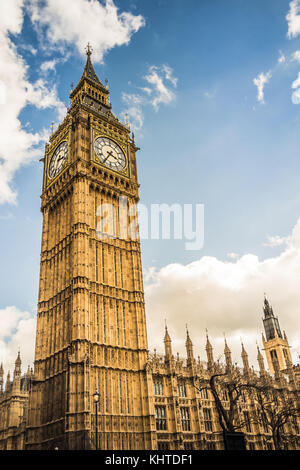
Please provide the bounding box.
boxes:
[192,369,253,433]
[243,384,300,450]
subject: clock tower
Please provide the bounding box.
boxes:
[26,46,156,450]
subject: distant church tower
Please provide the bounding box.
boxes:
[262,295,292,374]
[26,45,155,450]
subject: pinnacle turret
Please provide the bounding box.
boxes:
[257,345,266,377]
[12,351,22,392]
[164,323,172,360]
[185,326,194,366]
[241,341,250,375]
[224,338,232,370]
[205,331,214,370]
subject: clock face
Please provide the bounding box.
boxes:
[49,141,68,179]
[94,137,126,172]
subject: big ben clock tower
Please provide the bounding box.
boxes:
[26,46,156,450]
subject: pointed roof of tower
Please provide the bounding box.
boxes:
[15,350,21,367]
[241,341,248,357]
[224,337,231,354]
[257,344,263,358]
[0,363,3,375]
[185,325,193,347]
[263,294,274,318]
[257,344,265,369]
[205,330,213,350]
[164,322,171,343]
[70,43,108,99]
[81,43,104,87]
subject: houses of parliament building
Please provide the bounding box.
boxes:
[0,47,299,451]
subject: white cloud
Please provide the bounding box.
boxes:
[121,64,178,130]
[263,235,290,247]
[292,71,300,89]
[19,43,37,55]
[0,0,67,205]
[120,92,144,130]
[291,71,300,103]
[27,0,145,63]
[287,0,300,39]
[0,306,36,376]
[253,70,272,104]
[292,50,300,62]
[278,50,286,64]
[145,218,300,369]
[144,65,177,111]
[40,59,58,73]
[292,87,300,104]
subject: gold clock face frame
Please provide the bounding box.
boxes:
[94,136,127,173]
[48,141,68,180]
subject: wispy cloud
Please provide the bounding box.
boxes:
[144,65,177,111]
[263,235,290,248]
[121,92,144,130]
[278,50,286,64]
[40,59,59,73]
[253,70,272,104]
[121,64,178,130]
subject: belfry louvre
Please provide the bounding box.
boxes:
[0,48,299,451]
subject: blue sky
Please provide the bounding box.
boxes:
[1,0,300,370]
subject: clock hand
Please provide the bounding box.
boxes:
[106,150,117,160]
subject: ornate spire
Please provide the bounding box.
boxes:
[185,325,194,366]
[205,330,214,370]
[224,337,232,370]
[185,325,193,347]
[263,294,274,318]
[164,321,171,343]
[257,344,266,377]
[241,341,250,375]
[80,43,104,87]
[13,350,22,392]
[164,321,172,360]
[262,295,283,341]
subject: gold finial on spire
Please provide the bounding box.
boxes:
[86,42,93,57]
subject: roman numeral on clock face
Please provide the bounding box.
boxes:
[94,137,126,172]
